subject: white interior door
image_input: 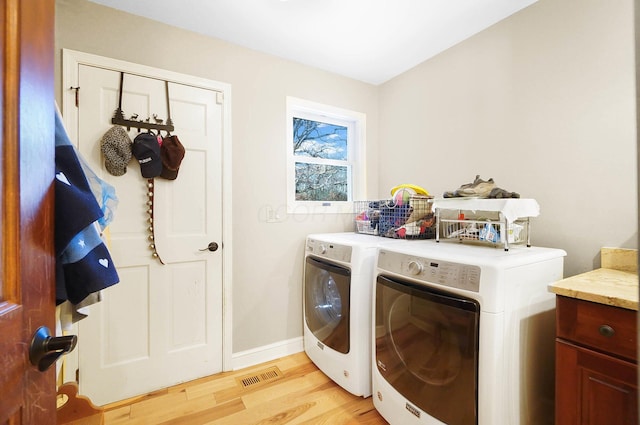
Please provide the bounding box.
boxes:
[73,64,224,406]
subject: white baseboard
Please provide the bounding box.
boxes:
[231,337,304,371]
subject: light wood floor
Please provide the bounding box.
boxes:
[102,352,389,425]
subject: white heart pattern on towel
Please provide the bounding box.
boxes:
[56,172,70,186]
[99,258,109,268]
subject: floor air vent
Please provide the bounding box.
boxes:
[236,366,283,389]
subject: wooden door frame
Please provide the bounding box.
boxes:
[60,49,233,379]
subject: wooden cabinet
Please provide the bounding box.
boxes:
[555,295,638,425]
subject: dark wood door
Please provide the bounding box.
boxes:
[556,340,639,425]
[0,1,56,424]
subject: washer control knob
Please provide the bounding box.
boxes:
[408,260,423,275]
[318,244,327,254]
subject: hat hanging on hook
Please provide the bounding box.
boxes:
[100,125,132,176]
[160,135,185,180]
[132,133,162,178]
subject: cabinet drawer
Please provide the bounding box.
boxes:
[556,296,637,361]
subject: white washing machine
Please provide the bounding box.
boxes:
[303,232,407,397]
[372,241,565,425]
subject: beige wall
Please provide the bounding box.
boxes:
[379,0,636,277]
[55,0,378,354]
[56,0,636,356]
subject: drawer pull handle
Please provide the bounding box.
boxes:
[598,325,615,338]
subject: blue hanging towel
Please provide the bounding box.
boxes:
[55,108,119,305]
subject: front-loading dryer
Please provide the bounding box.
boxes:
[372,241,566,425]
[304,232,405,397]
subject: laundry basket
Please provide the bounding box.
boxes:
[354,195,435,239]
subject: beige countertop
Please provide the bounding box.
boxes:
[549,267,638,311]
[548,247,638,311]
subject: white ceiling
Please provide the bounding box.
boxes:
[88,0,537,85]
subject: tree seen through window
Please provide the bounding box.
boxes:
[293,117,349,201]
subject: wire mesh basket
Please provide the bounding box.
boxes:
[354,195,435,239]
[439,216,529,248]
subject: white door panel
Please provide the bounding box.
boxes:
[74,65,223,405]
[102,267,150,366]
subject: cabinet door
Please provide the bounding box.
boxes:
[556,340,638,425]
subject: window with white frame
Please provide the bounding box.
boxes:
[286,97,366,214]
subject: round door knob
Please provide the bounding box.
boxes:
[199,242,219,252]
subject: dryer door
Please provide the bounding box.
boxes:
[375,274,480,425]
[304,256,350,354]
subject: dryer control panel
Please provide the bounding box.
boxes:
[306,238,352,263]
[378,249,481,293]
